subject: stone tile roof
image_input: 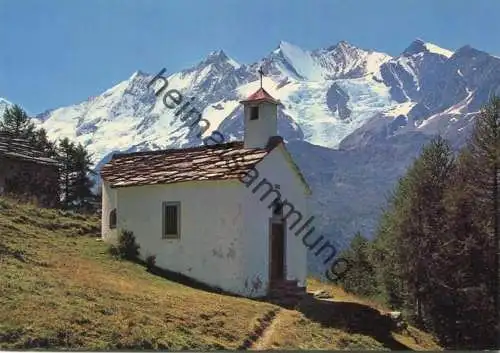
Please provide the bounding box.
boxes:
[0,132,58,166]
[100,138,283,188]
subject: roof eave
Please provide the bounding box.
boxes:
[1,152,60,167]
[239,98,282,106]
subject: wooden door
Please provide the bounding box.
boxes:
[270,222,285,282]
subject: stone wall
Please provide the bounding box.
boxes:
[0,156,60,208]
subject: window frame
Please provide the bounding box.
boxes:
[249,105,259,120]
[162,201,181,239]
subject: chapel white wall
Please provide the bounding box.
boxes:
[101,181,118,242]
[114,180,253,296]
[241,145,309,294]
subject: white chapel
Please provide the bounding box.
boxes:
[100,83,311,298]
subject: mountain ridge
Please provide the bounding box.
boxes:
[2,38,499,274]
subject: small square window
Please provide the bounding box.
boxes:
[250,106,259,120]
[162,202,180,239]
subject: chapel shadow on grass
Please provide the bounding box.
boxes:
[142,262,292,308]
[144,264,247,299]
[296,296,412,351]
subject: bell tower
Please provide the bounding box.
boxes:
[240,68,281,149]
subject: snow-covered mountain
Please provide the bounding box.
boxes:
[32,40,404,164]
[4,38,500,274]
[341,40,500,151]
[35,38,499,169]
[0,98,13,117]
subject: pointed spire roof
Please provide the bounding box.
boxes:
[240,87,280,105]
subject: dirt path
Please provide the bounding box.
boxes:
[237,308,281,350]
[251,309,284,350]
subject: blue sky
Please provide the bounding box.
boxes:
[1,0,498,114]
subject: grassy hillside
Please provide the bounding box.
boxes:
[0,197,441,350]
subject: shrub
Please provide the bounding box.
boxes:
[145,255,156,271]
[109,229,140,261]
[108,244,120,257]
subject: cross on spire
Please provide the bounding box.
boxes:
[258,66,264,88]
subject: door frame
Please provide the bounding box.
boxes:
[268,217,287,286]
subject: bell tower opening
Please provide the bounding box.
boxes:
[250,106,259,120]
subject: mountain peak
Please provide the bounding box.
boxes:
[422,42,453,58]
[271,41,324,80]
[278,40,289,47]
[403,38,453,58]
[403,39,426,56]
[0,97,12,105]
[0,98,16,117]
[208,49,227,59]
[276,40,301,52]
[336,40,355,49]
[129,70,148,80]
[454,44,483,56]
[203,49,240,69]
[452,45,495,62]
[323,40,363,55]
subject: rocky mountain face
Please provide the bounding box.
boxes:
[2,38,500,275]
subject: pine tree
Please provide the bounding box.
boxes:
[407,136,454,328]
[461,96,500,348]
[56,138,95,210]
[371,137,454,324]
[368,98,500,349]
[371,177,411,310]
[72,143,96,210]
[339,232,378,297]
[0,105,36,139]
[31,128,56,157]
[434,149,490,348]
[57,138,77,207]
